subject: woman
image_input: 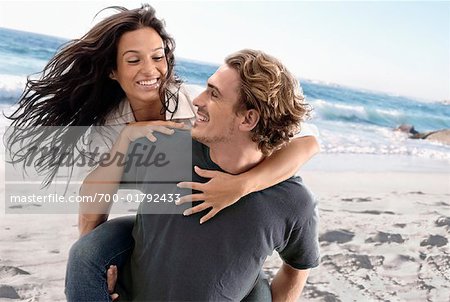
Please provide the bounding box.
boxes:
[7,4,318,301]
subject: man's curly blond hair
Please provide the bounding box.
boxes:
[226,49,311,155]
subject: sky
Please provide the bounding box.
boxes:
[0,0,449,102]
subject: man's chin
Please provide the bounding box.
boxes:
[191,132,205,144]
[191,130,212,145]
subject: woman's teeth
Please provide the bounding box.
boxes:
[138,79,158,86]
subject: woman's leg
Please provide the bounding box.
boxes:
[65,215,135,302]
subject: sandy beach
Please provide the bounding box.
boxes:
[296,169,450,301]
[1,153,449,301]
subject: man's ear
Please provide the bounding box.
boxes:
[109,71,117,80]
[239,109,260,132]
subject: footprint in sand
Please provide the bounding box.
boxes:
[321,253,384,270]
[341,197,372,202]
[16,233,29,239]
[303,284,339,301]
[319,229,355,244]
[365,231,405,244]
[393,223,406,228]
[0,266,30,279]
[408,191,425,195]
[8,205,23,209]
[361,210,395,215]
[435,216,450,227]
[420,235,448,247]
[346,209,396,215]
[425,255,450,280]
[0,285,20,299]
[398,255,415,262]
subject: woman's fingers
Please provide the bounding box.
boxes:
[193,166,219,178]
[166,121,186,128]
[107,265,118,293]
[147,125,175,135]
[183,202,211,216]
[176,193,205,205]
[182,203,220,224]
[148,121,185,128]
[200,208,220,224]
[131,120,185,128]
[124,121,186,142]
[177,181,204,191]
[107,265,120,300]
[145,131,157,142]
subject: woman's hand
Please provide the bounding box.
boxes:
[107,265,119,301]
[176,166,249,224]
[120,120,186,143]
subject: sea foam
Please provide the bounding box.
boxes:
[0,74,26,104]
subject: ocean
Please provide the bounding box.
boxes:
[1,27,449,163]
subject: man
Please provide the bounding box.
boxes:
[117,49,319,301]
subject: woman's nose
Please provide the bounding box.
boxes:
[141,59,156,74]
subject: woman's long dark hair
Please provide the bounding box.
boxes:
[5,4,181,187]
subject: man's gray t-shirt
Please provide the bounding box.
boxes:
[123,131,319,301]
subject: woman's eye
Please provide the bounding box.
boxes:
[153,56,164,62]
[127,59,140,64]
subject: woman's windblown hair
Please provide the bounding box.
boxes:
[5,4,180,187]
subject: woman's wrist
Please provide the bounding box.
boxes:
[118,126,133,144]
[78,213,107,236]
[236,172,256,197]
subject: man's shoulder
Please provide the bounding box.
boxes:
[283,176,314,199]
[263,176,317,216]
[270,177,320,270]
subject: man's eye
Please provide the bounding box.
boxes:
[211,90,219,98]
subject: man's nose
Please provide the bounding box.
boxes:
[192,90,207,107]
